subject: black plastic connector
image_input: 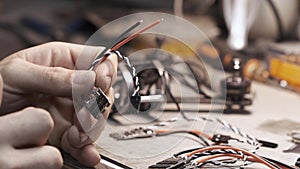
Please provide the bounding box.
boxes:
[148,157,187,169]
[82,87,111,119]
[258,139,278,148]
[211,134,231,144]
[295,157,300,168]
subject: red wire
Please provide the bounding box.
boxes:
[111,19,162,51]
[98,19,162,65]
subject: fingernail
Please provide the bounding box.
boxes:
[80,133,89,144]
[73,71,95,85]
[102,75,112,93]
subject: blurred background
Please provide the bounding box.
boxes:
[0,0,299,95]
[0,0,221,58]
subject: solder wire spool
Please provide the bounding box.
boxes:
[73,12,226,159]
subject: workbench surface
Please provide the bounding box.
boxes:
[95,82,300,168]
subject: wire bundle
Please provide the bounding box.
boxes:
[174,145,295,169]
[216,118,260,152]
[181,116,261,153]
[88,19,162,97]
[113,51,140,96]
[149,120,284,168]
[93,19,296,169]
[88,19,161,70]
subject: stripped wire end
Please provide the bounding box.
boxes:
[138,19,144,24]
[111,19,162,51]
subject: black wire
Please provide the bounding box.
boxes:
[266,0,284,41]
[261,157,282,169]
[100,154,132,169]
[156,130,210,147]
[164,78,194,121]
[173,147,205,157]
[89,20,142,70]
[198,160,222,168]
[198,159,248,168]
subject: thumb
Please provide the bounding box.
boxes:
[72,70,96,94]
[72,70,96,108]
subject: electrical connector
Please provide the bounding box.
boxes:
[109,127,155,140]
[211,134,232,144]
[148,157,188,169]
[295,157,300,168]
[82,87,111,119]
[211,134,278,148]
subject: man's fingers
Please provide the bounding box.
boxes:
[75,106,105,140]
[74,88,114,143]
[61,129,100,167]
[1,58,96,97]
[0,107,53,148]
[77,144,100,167]
[74,88,113,143]
[0,42,118,99]
[94,53,118,93]
[0,145,63,169]
[17,146,63,169]
[67,125,93,149]
[16,42,103,69]
[0,41,118,97]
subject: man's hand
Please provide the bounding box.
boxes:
[0,42,118,167]
[0,107,62,169]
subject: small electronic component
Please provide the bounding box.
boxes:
[221,58,252,109]
[82,87,111,119]
[109,127,155,140]
[211,133,278,148]
[148,157,188,169]
[211,134,231,144]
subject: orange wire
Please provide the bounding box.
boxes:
[111,19,162,51]
[98,19,162,65]
[187,145,277,169]
[190,130,213,140]
[154,129,212,140]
